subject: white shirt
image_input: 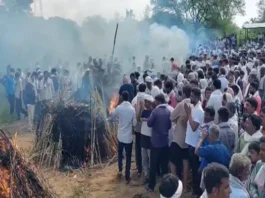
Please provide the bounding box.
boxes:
[218,75,229,92]
[146,85,161,98]
[131,92,147,107]
[162,60,171,75]
[185,101,204,147]
[207,89,223,124]
[38,78,54,101]
[112,101,136,144]
[15,78,23,99]
[229,115,238,150]
[166,105,175,145]
[176,72,184,83]
[141,121,152,137]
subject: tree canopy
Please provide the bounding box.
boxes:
[151,0,245,35]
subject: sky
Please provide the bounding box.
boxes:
[34,0,258,27]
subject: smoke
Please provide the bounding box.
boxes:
[0,0,189,74]
[34,0,150,23]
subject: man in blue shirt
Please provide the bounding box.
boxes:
[146,94,171,192]
[195,124,231,170]
[119,75,134,103]
[2,68,15,115]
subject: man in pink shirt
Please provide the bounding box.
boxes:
[249,81,261,115]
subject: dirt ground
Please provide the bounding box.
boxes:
[3,120,191,198]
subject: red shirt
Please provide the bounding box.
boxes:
[171,62,178,71]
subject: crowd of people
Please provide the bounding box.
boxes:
[112,42,265,198]
[0,58,120,131]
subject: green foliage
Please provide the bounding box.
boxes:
[257,0,265,22]
[151,0,245,37]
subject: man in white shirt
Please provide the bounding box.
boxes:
[15,72,28,120]
[207,79,223,124]
[227,102,238,151]
[132,83,147,176]
[38,71,54,101]
[184,88,204,197]
[218,68,229,92]
[162,57,171,75]
[112,91,136,183]
[145,76,160,98]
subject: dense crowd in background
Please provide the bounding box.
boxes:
[3,36,265,198]
[111,38,265,198]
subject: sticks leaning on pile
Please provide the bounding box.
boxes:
[32,90,118,169]
[0,129,55,198]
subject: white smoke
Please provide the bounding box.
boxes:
[33,0,150,23]
[1,0,190,71]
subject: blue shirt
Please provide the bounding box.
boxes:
[147,104,171,148]
[141,109,152,119]
[119,83,134,103]
[4,75,15,95]
[198,141,230,170]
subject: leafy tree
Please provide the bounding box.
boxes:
[151,0,245,36]
[257,0,265,22]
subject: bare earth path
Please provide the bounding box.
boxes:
[4,120,191,198]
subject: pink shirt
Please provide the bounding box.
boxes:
[169,91,177,108]
[254,95,262,116]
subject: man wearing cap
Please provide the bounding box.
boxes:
[145,76,160,98]
[138,94,154,182]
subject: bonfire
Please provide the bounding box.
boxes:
[0,130,55,198]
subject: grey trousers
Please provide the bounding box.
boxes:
[141,148,151,177]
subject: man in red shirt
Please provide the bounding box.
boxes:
[170,57,178,72]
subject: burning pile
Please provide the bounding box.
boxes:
[0,130,54,198]
[108,93,119,114]
[33,91,118,169]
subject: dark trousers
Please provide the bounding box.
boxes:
[148,146,169,190]
[7,94,15,114]
[189,146,202,196]
[118,141,133,181]
[135,132,142,174]
[15,97,27,119]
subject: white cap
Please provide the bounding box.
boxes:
[144,94,154,102]
[145,76,153,83]
[206,60,211,65]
